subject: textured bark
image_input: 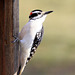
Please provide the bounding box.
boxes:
[0,0,19,75]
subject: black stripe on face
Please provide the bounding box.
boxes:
[29,13,38,19]
[32,9,42,12]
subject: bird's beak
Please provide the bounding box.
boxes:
[44,11,53,15]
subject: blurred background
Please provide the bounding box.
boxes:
[19,0,75,75]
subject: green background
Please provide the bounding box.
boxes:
[19,0,75,75]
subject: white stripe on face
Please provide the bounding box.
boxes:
[32,11,41,13]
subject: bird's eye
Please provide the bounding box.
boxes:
[38,13,41,15]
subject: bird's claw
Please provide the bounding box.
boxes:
[12,35,20,43]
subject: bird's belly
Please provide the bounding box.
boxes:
[20,37,33,65]
[21,34,34,48]
[20,34,35,57]
[19,30,37,64]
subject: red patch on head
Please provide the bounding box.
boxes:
[30,12,32,15]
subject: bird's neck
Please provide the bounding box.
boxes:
[29,15,47,25]
[28,19,43,33]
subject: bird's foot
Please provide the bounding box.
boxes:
[12,35,20,43]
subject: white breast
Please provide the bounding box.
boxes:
[20,19,42,50]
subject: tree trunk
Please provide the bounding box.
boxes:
[0,0,19,75]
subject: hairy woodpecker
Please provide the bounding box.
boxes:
[16,9,53,75]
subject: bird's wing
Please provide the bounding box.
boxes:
[26,26,44,64]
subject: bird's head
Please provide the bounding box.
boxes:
[29,9,53,21]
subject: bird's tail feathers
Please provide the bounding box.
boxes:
[17,64,26,75]
[17,65,21,75]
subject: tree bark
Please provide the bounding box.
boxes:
[0,0,19,75]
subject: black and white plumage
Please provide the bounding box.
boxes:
[26,27,44,63]
[17,9,53,75]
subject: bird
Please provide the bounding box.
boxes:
[15,9,53,75]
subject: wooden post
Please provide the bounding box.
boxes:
[0,0,19,75]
